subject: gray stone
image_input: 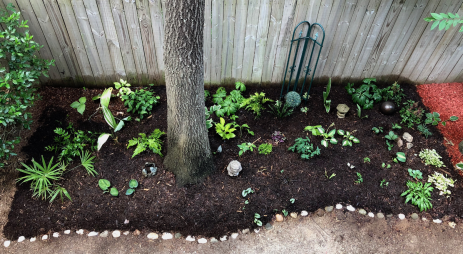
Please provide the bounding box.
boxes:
[358,209,367,215]
[406,143,414,149]
[316,209,324,217]
[325,206,334,212]
[210,237,219,243]
[174,233,182,239]
[459,140,463,155]
[99,231,109,237]
[397,138,403,147]
[386,214,393,218]
[377,213,385,219]
[403,132,413,143]
[242,228,250,234]
[227,160,242,176]
[265,223,273,231]
[411,213,419,220]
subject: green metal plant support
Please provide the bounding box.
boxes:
[280,21,325,101]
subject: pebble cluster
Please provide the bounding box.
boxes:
[2,204,457,248]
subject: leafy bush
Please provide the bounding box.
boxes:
[211,86,245,117]
[428,172,455,197]
[127,129,165,158]
[70,97,87,115]
[0,4,54,167]
[240,92,273,118]
[288,137,321,160]
[345,78,382,109]
[238,142,256,156]
[45,124,98,163]
[401,181,433,212]
[381,81,405,105]
[268,100,294,118]
[408,168,423,180]
[258,143,272,155]
[419,149,445,168]
[399,100,423,128]
[417,124,432,138]
[215,117,236,140]
[122,88,160,119]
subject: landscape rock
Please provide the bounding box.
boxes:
[275,214,284,222]
[30,238,36,242]
[162,233,173,240]
[210,237,219,243]
[220,235,228,241]
[397,138,403,147]
[335,204,343,210]
[411,213,419,220]
[42,235,48,240]
[64,230,71,235]
[406,143,414,149]
[403,132,413,143]
[231,233,239,239]
[76,229,84,235]
[254,228,260,233]
[147,233,158,240]
[346,205,355,212]
[398,214,405,220]
[133,229,141,236]
[358,209,367,215]
[123,231,130,236]
[265,223,273,231]
[88,232,98,237]
[242,228,250,234]
[301,210,309,216]
[316,208,324,217]
[325,206,334,212]
[112,230,121,238]
[368,212,374,218]
[53,232,60,238]
[175,233,182,239]
[387,214,393,218]
[290,212,298,218]
[449,222,457,228]
[99,231,108,238]
[186,235,195,241]
[433,219,442,224]
[227,160,242,176]
[18,236,25,242]
[3,240,10,247]
[377,213,385,219]
[198,238,207,244]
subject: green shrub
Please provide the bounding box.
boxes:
[399,100,423,128]
[401,181,433,212]
[0,4,54,167]
[127,129,165,158]
[122,87,160,119]
[288,137,321,160]
[258,143,272,155]
[419,149,445,168]
[240,92,273,118]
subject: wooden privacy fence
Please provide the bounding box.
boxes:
[4,0,463,87]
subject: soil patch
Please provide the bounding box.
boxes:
[4,81,463,240]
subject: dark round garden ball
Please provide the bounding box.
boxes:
[380,101,396,115]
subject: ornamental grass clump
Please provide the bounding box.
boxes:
[419,149,445,168]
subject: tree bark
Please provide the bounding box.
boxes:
[163,0,214,186]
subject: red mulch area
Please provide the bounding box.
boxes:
[417,83,463,174]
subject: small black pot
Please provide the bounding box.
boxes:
[380,101,396,115]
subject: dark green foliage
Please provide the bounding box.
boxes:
[288,137,321,160]
[122,88,160,119]
[401,181,433,212]
[0,4,54,167]
[371,127,383,134]
[127,129,165,158]
[45,124,98,163]
[408,168,423,180]
[417,124,432,138]
[399,100,424,128]
[268,100,294,118]
[381,81,406,105]
[345,78,382,109]
[285,91,301,107]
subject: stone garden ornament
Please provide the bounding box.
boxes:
[227,160,242,176]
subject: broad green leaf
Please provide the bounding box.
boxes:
[330,138,338,145]
[352,138,360,143]
[77,104,85,115]
[449,13,456,18]
[129,179,138,188]
[439,20,446,30]
[440,13,449,19]
[79,97,86,104]
[70,101,80,109]
[431,13,443,20]
[114,120,125,132]
[98,179,111,191]
[321,139,328,147]
[342,140,350,146]
[450,116,459,121]
[431,20,439,30]
[97,133,111,151]
[327,129,336,137]
[456,163,463,169]
[110,187,119,196]
[100,88,113,107]
[102,105,117,129]
[396,152,406,163]
[126,188,135,195]
[337,129,345,136]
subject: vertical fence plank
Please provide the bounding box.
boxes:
[122,0,148,85]
[95,0,126,81]
[82,0,117,83]
[447,43,463,82]
[399,0,460,82]
[12,0,65,84]
[331,0,368,79]
[136,0,160,84]
[380,0,430,80]
[363,0,405,79]
[221,0,236,83]
[231,0,247,81]
[299,0,321,82]
[261,0,283,83]
[323,0,357,78]
[55,0,95,85]
[109,0,137,84]
[241,0,260,82]
[211,0,223,84]
[251,0,271,83]
[148,0,165,74]
[271,0,296,83]
[204,0,212,84]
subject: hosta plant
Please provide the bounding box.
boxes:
[337,129,360,146]
[127,129,165,158]
[428,172,455,197]
[305,123,337,148]
[401,181,433,212]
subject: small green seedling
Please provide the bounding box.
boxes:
[408,169,423,180]
[99,179,111,193]
[254,213,262,226]
[282,209,289,217]
[355,172,363,184]
[110,187,119,196]
[347,162,355,169]
[125,179,139,195]
[396,152,406,163]
[372,127,383,134]
[337,129,360,146]
[300,107,309,114]
[382,163,391,169]
[456,162,463,170]
[380,179,389,188]
[258,143,273,155]
[290,198,295,204]
[280,170,284,174]
[325,170,336,179]
[357,104,368,119]
[238,142,257,156]
[364,157,371,163]
[242,188,254,197]
[392,123,402,129]
[70,97,86,115]
[385,131,398,151]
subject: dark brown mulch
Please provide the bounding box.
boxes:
[4,81,463,240]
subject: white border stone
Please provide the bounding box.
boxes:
[185,235,195,241]
[88,231,98,237]
[53,232,60,238]
[76,229,84,235]
[18,236,25,242]
[368,212,374,218]
[220,235,227,241]
[112,230,121,238]
[42,235,48,241]
[147,233,158,239]
[3,240,10,248]
[346,205,355,212]
[301,210,308,216]
[433,219,442,224]
[64,230,71,235]
[198,238,207,244]
[30,237,36,242]
[336,204,343,209]
[398,214,405,220]
[231,233,239,239]
[162,233,173,240]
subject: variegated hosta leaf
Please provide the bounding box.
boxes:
[337,129,345,135]
[321,140,328,147]
[330,138,338,144]
[352,138,360,143]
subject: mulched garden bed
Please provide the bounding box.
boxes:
[4,80,463,240]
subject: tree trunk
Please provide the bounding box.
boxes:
[163,0,214,186]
